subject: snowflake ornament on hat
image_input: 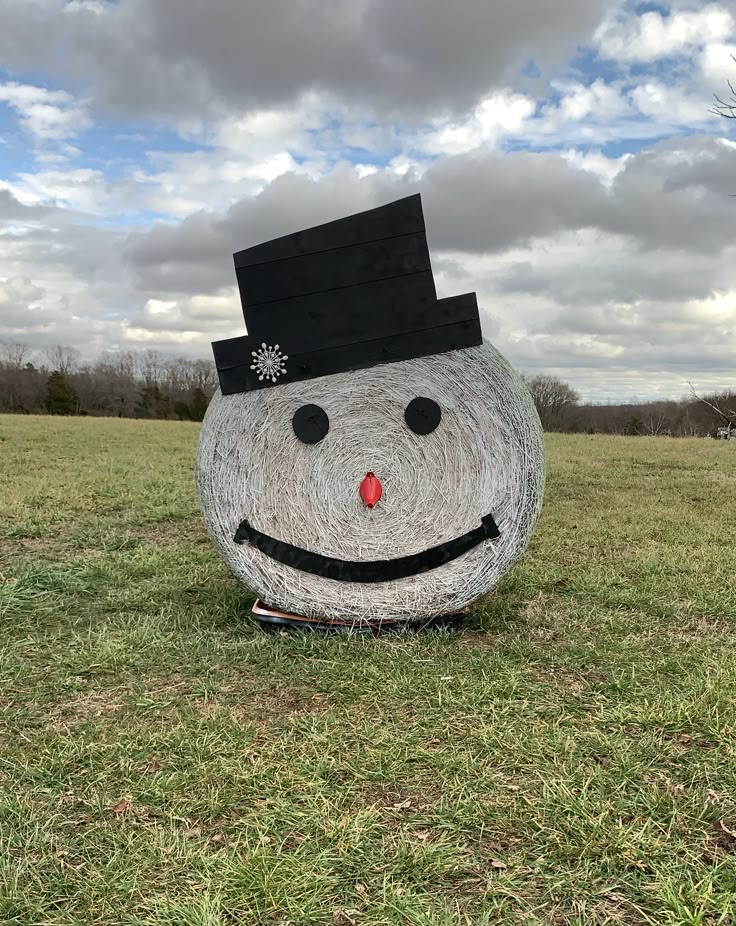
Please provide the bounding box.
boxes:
[250,344,288,383]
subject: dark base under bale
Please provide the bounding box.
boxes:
[251,599,467,634]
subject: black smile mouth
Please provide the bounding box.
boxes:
[233,513,501,583]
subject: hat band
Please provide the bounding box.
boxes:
[213,295,482,395]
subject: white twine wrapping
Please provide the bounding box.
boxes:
[197,341,545,624]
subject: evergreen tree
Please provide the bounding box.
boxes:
[135,383,171,419]
[45,371,79,415]
[189,386,209,421]
[173,399,192,421]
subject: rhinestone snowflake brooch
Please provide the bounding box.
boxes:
[250,343,288,383]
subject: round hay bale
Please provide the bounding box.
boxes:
[197,340,544,624]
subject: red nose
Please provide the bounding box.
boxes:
[359,471,382,508]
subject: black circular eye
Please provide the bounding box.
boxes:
[292,404,329,444]
[405,397,441,435]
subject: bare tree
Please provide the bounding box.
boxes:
[190,358,217,393]
[524,374,579,431]
[137,348,164,385]
[643,409,670,436]
[712,55,736,119]
[0,340,36,411]
[44,344,80,375]
[163,357,190,394]
[689,383,736,435]
[0,340,29,369]
[91,350,138,416]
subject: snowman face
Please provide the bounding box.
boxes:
[197,340,544,622]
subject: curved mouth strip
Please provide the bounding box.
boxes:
[233,513,501,583]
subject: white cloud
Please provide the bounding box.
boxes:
[128,97,333,217]
[530,78,633,143]
[596,4,734,63]
[550,78,629,123]
[63,1,107,14]
[0,81,91,143]
[120,325,219,347]
[700,40,736,96]
[0,276,44,309]
[560,148,630,186]
[687,290,736,324]
[143,298,177,318]
[420,91,536,155]
[8,168,108,212]
[140,292,240,331]
[630,80,712,124]
[385,155,424,177]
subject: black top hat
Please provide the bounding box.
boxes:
[212,193,482,395]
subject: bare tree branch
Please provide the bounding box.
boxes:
[711,55,736,119]
[44,344,80,375]
[0,340,29,369]
[688,382,736,430]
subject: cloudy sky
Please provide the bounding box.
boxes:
[1,0,735,401]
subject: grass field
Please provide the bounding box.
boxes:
[1,414,736,926]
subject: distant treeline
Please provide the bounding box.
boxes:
[1,342,733,436]
[524,374,736,438]
[0,343,217,420]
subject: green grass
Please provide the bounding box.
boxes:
[1,414,736,925]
